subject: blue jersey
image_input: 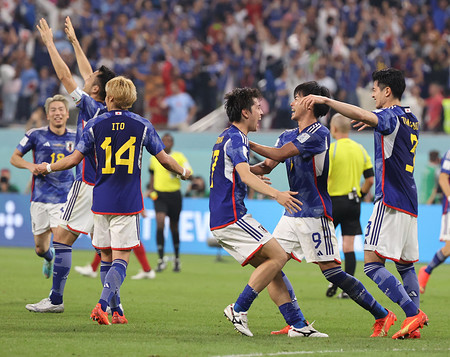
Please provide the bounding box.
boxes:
[440,149,450,214]
[372,106,419,216]
[277,123,332,219]
[17,126,75,203]
[77,110,164,215]
[71,88,107,185]
[209,125,249,230]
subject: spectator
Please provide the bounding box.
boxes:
[424,83,444,132]
[420,150,442,205]
[185,176,208,198]
[0,168,20,193]
[162,81,196,131]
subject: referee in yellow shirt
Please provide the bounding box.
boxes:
[148,133,192,272]
[326,114,374,298]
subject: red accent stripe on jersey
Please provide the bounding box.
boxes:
[232,168,238,222]
[30,149,36,202]
[381,200,418,217]
[312,156,333,221]
[91,209,144,215]
[210,219,237,231]
[67,224,89,235]
[242,244,263,266]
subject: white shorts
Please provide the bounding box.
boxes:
[92,214,141,250]
[60,180,94,235]
[211,214,273,266]
[364,201,418,263]
[273,215,341,264]
[440,212,450,241]
[30,201,64,235]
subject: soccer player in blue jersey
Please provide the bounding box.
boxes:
[418,149,450,293]
[301,69,429,339]
[36,76,190,324]
[25,18,116,313]
[250,81,396,338]
[210,87,328,338]
[10,95,75,281]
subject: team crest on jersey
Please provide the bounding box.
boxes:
[66,141,75,152]
[297,133,310,143]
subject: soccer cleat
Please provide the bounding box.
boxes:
[90,303,111,325]
[418,266,430,294]
[156,258,167,272]
[25,297,64,313]
[404,329,421,339]
[74,264,98,278]
[106,303,124,316]
[112,311,128,324]
[338,291,350,299]
[392,310,428,340]
[271,325,290,335]
[371,310,397,337]
[131,269,156,280]
[288,322,329,338]
[42,247,55,279]
[223,303,253,337]
[173,258,181,272]
[326,283,338,297]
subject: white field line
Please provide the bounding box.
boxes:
[212,347,450,357]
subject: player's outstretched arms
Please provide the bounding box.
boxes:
[250,141,298,162]
[36,18,77,94]
[155,150,191,180]
[44,151,84,175]
[65,16,93,80]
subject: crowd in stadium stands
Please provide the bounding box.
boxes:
[0,0,449,131]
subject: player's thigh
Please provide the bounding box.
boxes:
[212,214,272,266]
[109,214,140,250]
[273,215,305,262]
[30,201,51,235]
[33,230,52,251]
[47,203,64,228]
[92,214,111,249]
[61,181,94,235]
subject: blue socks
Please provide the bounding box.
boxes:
[281,271,300,311]
[49,242,72,305]
[323,266,387,319]
[425,249,447,274]
[99,259,127,312]
[234,284,258,313]
[279,302,305,328]
[364,262,418,317]
[39,247,54,262]
[395,263,420,309]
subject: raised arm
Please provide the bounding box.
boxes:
[250,158,279,176]
[301,95,379,127]
[249,141,299,162]
[236,162,301,214]
[36,18,78,94]
[64,16,93,81]
[155,150,191,180]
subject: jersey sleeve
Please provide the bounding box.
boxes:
[292,130,328,159]
[226,136,248,166]
[373,109,398,135]
[441,150,450,175]
[143,123,165,156]
[75,122,95,156]
[16,131,35,154]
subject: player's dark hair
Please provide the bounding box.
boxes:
[95,65,116,101]
[372,68,405,100]
[224,87,262,123]
[294,81,330,118]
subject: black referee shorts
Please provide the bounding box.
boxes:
[331,195,362,236]
[153,190,182,221]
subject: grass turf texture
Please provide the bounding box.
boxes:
[1,247,449,357]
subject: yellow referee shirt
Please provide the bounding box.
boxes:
[150,151,192,192]
[328,138,373,196]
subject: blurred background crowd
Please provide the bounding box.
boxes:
[1,0,449,131]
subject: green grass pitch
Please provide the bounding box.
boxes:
[1,247,449,356]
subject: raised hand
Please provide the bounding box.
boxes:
[36,18,53,47]
[64,16,77,44]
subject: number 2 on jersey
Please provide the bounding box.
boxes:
[101,136,136,174]
[405,133,418,173]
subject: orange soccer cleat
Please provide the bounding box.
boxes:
[112,311,128,324]
[418,267,430,294]
[371,310,397,337]
[392,310,428,339]
[271,325,290,335]
[90,303,111,325]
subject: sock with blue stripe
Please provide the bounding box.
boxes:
[39,247,54,262]
[323,266,387,319]
[395,263,420,309]
[364,262,418,317]
[234,284,258,313]
[281,271,301,312]
[425,249,447,274]
[99,259,127,312]
[279,302,305,328]
[100,260,123,315]
[49,242,72,305]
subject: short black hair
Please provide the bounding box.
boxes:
[372,68,405,100]
[294,81,330,118]
[95,65,116,101]
[224,87,262,123]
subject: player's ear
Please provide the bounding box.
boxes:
[241,108,249,119]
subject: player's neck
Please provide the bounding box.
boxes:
[382,98,401,108]
[297,116,317,132]
[233,122,249,136]
[48,124,66,136]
